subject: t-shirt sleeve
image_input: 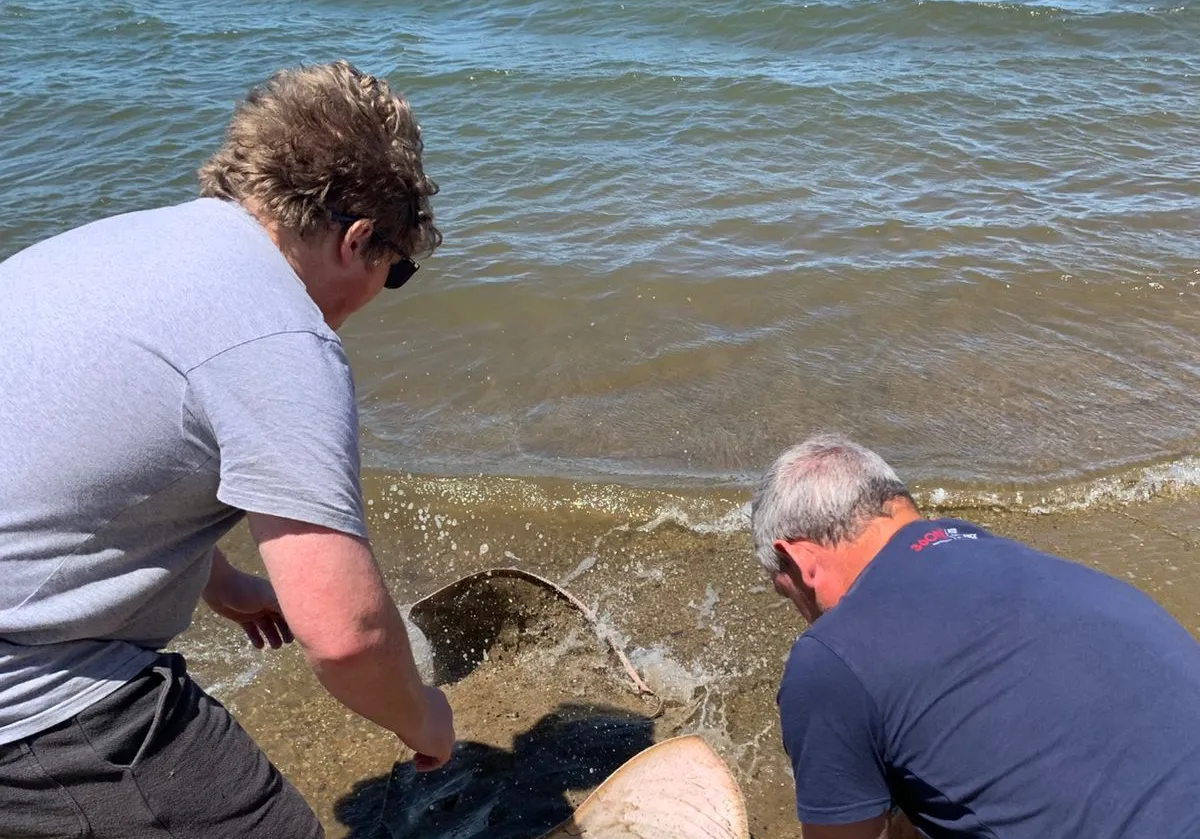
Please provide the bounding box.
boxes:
[184,330,367,538]
[778,635,892,825]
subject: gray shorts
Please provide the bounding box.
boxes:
[0,652,323,839]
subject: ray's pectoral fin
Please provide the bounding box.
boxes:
[540,735,750,839]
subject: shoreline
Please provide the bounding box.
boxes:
[176,468,1200,837]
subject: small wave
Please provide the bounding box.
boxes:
[636,504,750,536]
[83,6,174,38]
[675,0,1194,53]
[371,455,1200,546]
[917,456,1200,514]
[619,456,1200,536]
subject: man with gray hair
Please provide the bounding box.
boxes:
[753,433,1200,839]
[0,62,454,837]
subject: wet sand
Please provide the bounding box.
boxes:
[174,470,1199,839]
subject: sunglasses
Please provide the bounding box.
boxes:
[329,211,420,290]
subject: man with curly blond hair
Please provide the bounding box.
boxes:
[0,62,454,837]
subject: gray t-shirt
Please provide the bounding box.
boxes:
[0,198,367,744]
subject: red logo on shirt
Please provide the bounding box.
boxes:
[910,526,978,551]
[910,529,948,551]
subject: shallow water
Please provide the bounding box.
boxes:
[3,0,1198,493]
[5,3,1199,833]
[173,469,1200,837]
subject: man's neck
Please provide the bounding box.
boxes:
[240,200,341,327]
[834,502,924,594]
[242,200,312,282]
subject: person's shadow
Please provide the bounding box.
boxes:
[334,702,656,839]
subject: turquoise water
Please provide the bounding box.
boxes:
[2,0,1198,494]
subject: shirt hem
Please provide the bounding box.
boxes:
[217,487,367,539]
[796,797,892,825]
[0,646,158,746]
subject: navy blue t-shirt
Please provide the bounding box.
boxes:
[778,518,1200,838]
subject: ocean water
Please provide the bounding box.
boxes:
[2,0,1198,502]
[7,8,1197,833]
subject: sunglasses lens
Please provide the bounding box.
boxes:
[385,258,419,290]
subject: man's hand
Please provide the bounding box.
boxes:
[410,685,455,771]
[203,547,294,649]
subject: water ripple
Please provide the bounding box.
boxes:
[2,0,1198,488]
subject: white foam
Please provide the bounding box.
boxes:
[627,643,713,704]
[917,455,1200,514]
[627,459,1200,526]
[170,630,265,702]
[527,625,601,668]
[558,524,631,586]
[688,583,725,637]
[636,502,750,536]
[400,607,436,683]
[559,554,597,586]
[204,659,265,698]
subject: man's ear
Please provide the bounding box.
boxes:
[337,219,374,266]
[773,538,819,588]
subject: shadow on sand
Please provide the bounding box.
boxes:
[334,702,656,839]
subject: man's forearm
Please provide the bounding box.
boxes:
[202,546,235,605]
[248,513,435,743]
[304,604,431,743]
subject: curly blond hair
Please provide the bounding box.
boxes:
[198,61,441,262]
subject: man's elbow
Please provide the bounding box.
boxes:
[299,625,388,669]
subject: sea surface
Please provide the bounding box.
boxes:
[2,0,1199,503]
[5,5,1199,834]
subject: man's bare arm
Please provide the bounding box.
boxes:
[247,512,454,768]
[802,811,918,839]
[203,546,293,649]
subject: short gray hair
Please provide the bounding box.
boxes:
[751,433,915,573]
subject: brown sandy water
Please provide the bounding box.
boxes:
[172,468,1200,839]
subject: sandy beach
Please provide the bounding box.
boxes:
[174,469,1200,838]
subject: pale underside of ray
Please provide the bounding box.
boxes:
[539,734,749,839]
